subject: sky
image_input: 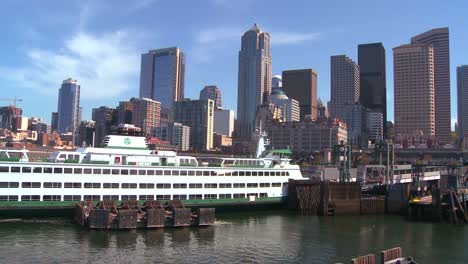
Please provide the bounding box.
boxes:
[0,0,467,129]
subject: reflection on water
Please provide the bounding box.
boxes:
[0,211,468,263]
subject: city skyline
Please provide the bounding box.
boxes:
[0,1,466,130]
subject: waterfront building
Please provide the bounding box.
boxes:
[457,65,468,139]
[411,27,451,143]
[76,120,95,147]
[358,43,386,138]
[213,109,234,137]
[174,99,214,151]
[131,98,161,135]
[272,75,282,88]
[92,106,117,147]
[139,47,185,110]
[268,88,300,122]
[0,106,22,130]
[151,122,190,151]
[57,78,81,134]
[200,85,222,109]
[236,23,272,140]
[329,56,360,120]
[393,43,435,139]
[117,101,133,125]
[282,69,318,120]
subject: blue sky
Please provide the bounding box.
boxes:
[0,0,467,129]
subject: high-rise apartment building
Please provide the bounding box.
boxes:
[282,69,318,120]
[411,27,451,143]
[139,47,185,110]
[200,85,222,109]
[236,24,272,139]
[57,78,81,134]
[131,98,161,135]
[92,106,117,147]
[151,122,190,151]
[329,56,360,120]
[174,99,214,151]
[457,65,468,138]
[358,43,386,139]
[268,88,300,122]
[214,109,235,137]
[393,43,435,138]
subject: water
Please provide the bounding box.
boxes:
[0,211,467,263]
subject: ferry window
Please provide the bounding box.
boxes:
[239,171,245,176]
[11,167,20,173]
[233,193,246,198]
[74,168,82,174]
[54,168,63,174]
[138,170,146,175]
[219,194,232,199]
[173,194,187,200]
[156,195,171,200]
[276,172,281,176]
[22,167,31,173]
[189,183,202,189]
[84,195,101,201]
[173,183,187,189]
[247,183,258,188]
[188,171,195,176]
[0,195,18,201]
[93,169,102,174]
[139,183,155,189]
[64,182,82,188]
[64,195,81,201]
[21,195,40,201]
[164,170,171,176]
[102,169,110,175]
[121,195,137,201]
[44,182,62,188]
[84,183,101,189]
[282,182,288,187]
[263,171,269,176]
[33,167,42,173]
[258,171,263,176]
[84,168,92,174]
[103,195,119,201]
[233,183,245,188]
[121,183,137,189]
[139,195,154,201]
[9,182,19,188]
[121,169,129,175]
[204,183,217,189]
[0,167,8,173]
[272,183,281,187]
[196,171,203,176]
[210,171,217,176]
[247,193,258,197]
[59,154,66,159]
[0,182,8,188]
[281,172,286,176]
[112,169,119,175]
[252,171,258,176]
[259,193,268,198]
[147,170,155,176]
[153,170,160,175]
[64,168,73,174]
[219,183,232,188]
[130,170,137,175]
[103,183,119,189]
[246,171,252,176]
[232,171,238,176]
[43,195,61,201]
[156,183,171,189]
[21,182,41,188]
[225,171,231,176]
[180,170,187,176]
[260,183,270,187]
[189,194,202,200]
[203,171,210,176]
[172,170,179,176]
[286,172,290,176]
[204,194,217,199]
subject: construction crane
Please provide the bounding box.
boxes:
[0,96,23,108]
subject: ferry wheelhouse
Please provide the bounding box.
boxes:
[0,133,304,203]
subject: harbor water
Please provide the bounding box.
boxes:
[1,211,467,263]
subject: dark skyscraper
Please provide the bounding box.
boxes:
[200,85,222,109]
[457,65,468,139]
[358,43,387,138]
[57,78,81,135]
[411,27,451,143]
[282,69,318,120]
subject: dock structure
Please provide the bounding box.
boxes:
[74,200,215,229]
[350,247,417,264]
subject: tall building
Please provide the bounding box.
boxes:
[151,122,190,151]
[131,98,161,135]
[367,111,384,142]
[139,47,185,110]
[236,24,272,139]
[268,88,300,122]
[457,65,468,138]
[329,56,360,119]
[272,75,282,88]
[358,43,386,139]
[199,85,222,109]
[393,43,435,138]
[411,27,451,143]
[51,112,58,131]
[0,106,22,130]
[77,120,95,147]
[117,101,133,125]
[57,78,81,135]
[282,69,318,120]
[92,106,116,147]
[341,103,368,148]
[174,99,214,151]
[213,109,235,137]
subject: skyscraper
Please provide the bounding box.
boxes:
[139,47,185,110]
[214,109,235,137]
[457,65,468,138]
[57,78,81,136]
[131,98,161,135]
[282,69,318,121]
[92,106,116,147]
[393,43,435,138]
[358,43,386,139]
[329,55,360,119]
[117,101,133,125]
[236,24,272,139]
[200,85,222,109]
[411,27,451,143]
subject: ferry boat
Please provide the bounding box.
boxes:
[0,131,304,203]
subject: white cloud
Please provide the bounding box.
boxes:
[194,27,242,44]
[0,30,140,100]
[272,32,321,45]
